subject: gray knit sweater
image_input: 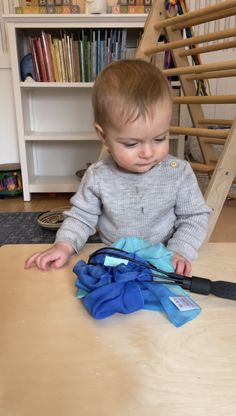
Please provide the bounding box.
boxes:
[55,155,212,260]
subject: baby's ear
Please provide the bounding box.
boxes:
[95,123,106,143]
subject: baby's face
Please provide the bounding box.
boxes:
[100,99,172,174]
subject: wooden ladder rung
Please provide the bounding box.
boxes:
[179,39,236,57]
[171,7,236,32]
[190,162,215,173]
[163,61,236,76]
[186,69,236,80]
[198,118,233,126]
[203,138,226,145]
[145,28,236,55]
[173,95,236,104]
[153,0,236,30]
[170,126,229,138]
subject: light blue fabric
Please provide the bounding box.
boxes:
[112,236,174,272]
[112,236,187,297]
[141,282,200,327]
[74,237,201,326]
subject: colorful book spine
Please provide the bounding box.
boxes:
[51,37,61,82]
[35,36,48,81]
[70,36,75,82]
[41,31,55,81]
[29,36,41,81]
[58,39,66,82]
[72,38,80,82]
[83,31,89,82]
[91,30,97,82]
[97,29,101,75]
[78,31,85,82]
[66,34,73,82]
[62,32,69,82]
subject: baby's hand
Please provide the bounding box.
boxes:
[172,252,191,276]
[24,242,75,271]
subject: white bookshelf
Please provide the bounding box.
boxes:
[4,14,147,201]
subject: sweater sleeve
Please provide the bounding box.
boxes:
[55,166,101,253]
[166,162,212,260]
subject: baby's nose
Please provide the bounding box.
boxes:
[139,144,153,158]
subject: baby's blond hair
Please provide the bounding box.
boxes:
[92,59,172,131]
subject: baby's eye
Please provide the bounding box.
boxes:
[154,136,166,142]
[123,142,138,147]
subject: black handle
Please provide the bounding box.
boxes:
[182,276,212,295]
[183,276,236,300]
[211,281,236,300]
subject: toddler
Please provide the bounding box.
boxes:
[25,59,211,275]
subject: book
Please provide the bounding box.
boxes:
[78,31,85,82]
[29,36,41,81]
[70,35,75,82]
[67,34,73,82]
[91,30,97,82]
[100,39,105,72]
[41,31,55,82]
[51,37,61,82]
[58,38,66,82]
[35,36,48,81]
[121,29,127,59]
[81,30,89,82]
[103,29,108,67]
[62,32,69,82]
[72,38,80,82]
[86,36,91,82]
[97,29,101,74]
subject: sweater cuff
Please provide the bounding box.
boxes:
[167,239,199,261]
[55,230,87,254]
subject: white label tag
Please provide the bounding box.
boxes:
[169,296,200,312]
[104,256,129,267]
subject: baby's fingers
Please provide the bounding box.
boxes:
[25,252,42,269]
[52,255,69,269]
[34,251,59,271]
[174,259,191,276]
[25,251,56,271]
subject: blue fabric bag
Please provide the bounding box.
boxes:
[73,237,201,327]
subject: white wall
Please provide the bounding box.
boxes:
[0,53,19,164]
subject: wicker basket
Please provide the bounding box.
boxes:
[37,206,70,230]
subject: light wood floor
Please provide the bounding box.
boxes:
[0,193,236,243]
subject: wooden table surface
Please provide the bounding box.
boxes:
[1,243,236,416]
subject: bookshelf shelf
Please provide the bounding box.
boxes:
[5,14,146,200]
[20,82,94,88]
[25,132,98,141]
[29,174,80,193]
[4,13,147,26]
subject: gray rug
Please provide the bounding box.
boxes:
[0,212,101,245]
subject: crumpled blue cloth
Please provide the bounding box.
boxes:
[73,237,201,327]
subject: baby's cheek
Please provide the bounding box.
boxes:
[117,153,134,166]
